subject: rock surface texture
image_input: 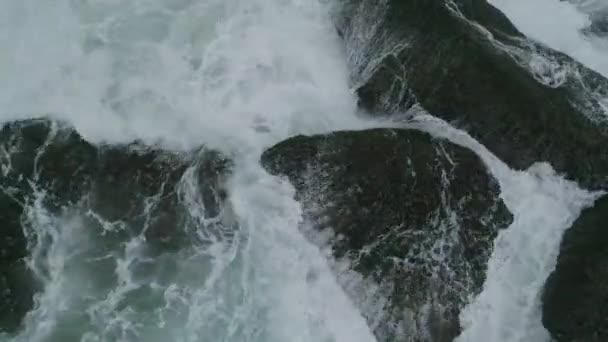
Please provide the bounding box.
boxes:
[337,0,608,190]
[262,128,512,341]
[3,0,608,340]
[542,195,608,342]
[336,0,608,340]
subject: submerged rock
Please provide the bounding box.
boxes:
[0,119,231,333]
[262,128,512,341]
[542,195,608,342]
[337,0,608,190]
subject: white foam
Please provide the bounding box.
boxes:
[0,0,378,341]
[5,0,603,340]
[489,0,608,78]
[228,163,378,342]
[0,0,372,151]
[405,113,599,342]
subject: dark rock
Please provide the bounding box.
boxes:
[338,0,608,190]
[0,119,232,333]
[262,128,512,342]
[0,192,35,332]
[542,195,608,342]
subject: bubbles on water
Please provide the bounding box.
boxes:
[0,0,369,151]
[405,113,599,342]
[0,0,379,341]
[489,0,608,78]
[5,0,603,341]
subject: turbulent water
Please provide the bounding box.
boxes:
[0,0,606,341]
[405,113,598,342]
[0,1,377,341]
[489,0,608,77]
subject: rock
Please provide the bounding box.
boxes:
[0,192,35,332]
[542,195,608,342]
[261,128,512,341]
[0,119,232,333]
[338,0,608,190]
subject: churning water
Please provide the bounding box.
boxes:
[0,0,603,341]
[489,0,608,78]
[405,113,598,342]
[0,0,377,341]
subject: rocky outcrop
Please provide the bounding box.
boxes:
[337,0,608,190]
[335,0,608,340]
[542,195,608,342]
[261,128,512,342]
[0,119,231,333]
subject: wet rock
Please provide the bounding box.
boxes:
[542,195,608,342]
[338,0,608,190]
[0,193,35,332]
[0,119,232,333]
[564,0,608,37]
[262,128,512,342]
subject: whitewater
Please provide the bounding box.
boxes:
[0,0,378,341]
[489,0,608,78]
[0,0,604,341]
